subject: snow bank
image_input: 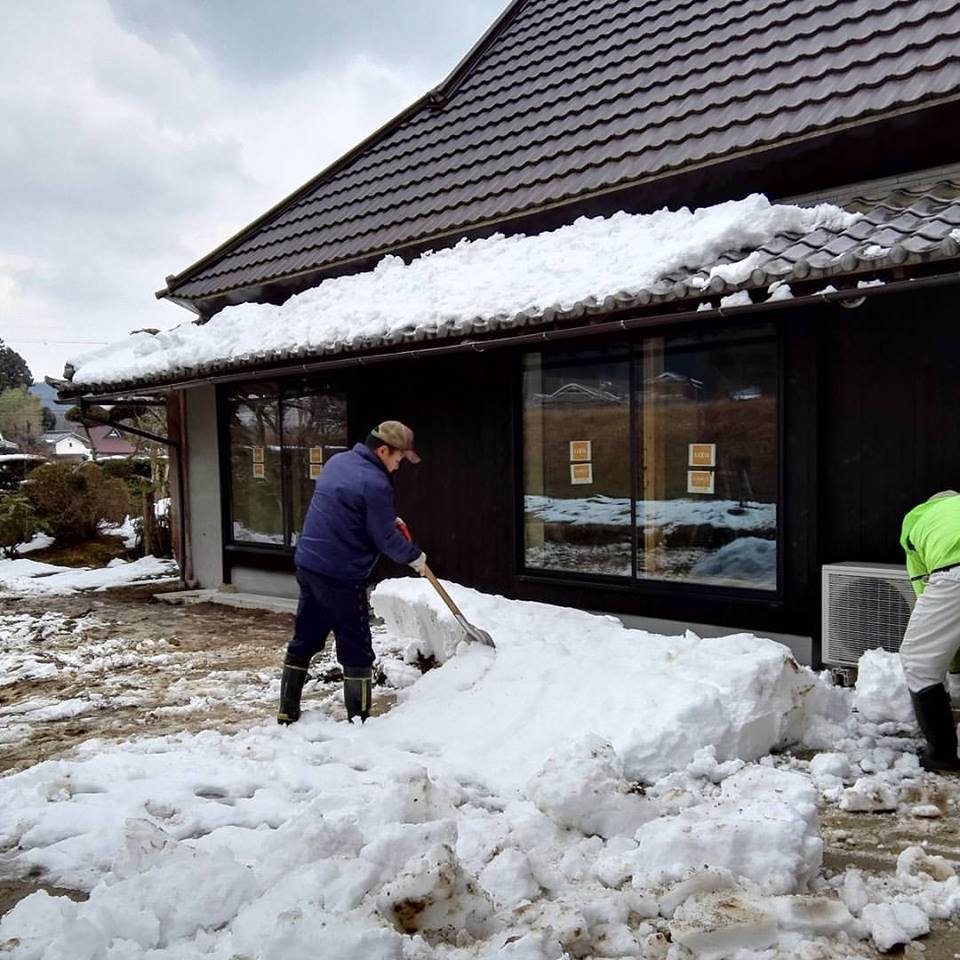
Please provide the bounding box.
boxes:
[372,578,816,787]
[68,194,857,386]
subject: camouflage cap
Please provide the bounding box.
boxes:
[371,420,421,463]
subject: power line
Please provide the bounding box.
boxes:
[3,338,110,345]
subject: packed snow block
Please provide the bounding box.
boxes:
[372,579,823,791]
[839,776,899,813]
[526,736,659,838]
[768,895,856,937]
[375,842,495,944]
[230,908,405,960]
[669,891,779,959]
[861,901,930,952]
[635,768,821,896]
[478,848,541,907]
[854,649,915,724]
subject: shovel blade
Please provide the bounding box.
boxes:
[455,613,496,648]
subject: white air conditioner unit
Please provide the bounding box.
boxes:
[822,562,916,666]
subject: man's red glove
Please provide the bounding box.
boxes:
[395,517,412,543]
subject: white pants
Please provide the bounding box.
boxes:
[900,571,960,692]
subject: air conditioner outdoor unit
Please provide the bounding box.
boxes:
[822,562,916,666]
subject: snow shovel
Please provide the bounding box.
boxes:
[422,564,496,649]
[394,518,495,648]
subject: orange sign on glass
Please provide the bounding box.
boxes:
[569,440,592,462]
[570,462,594,485]
[688,443,716,467]
[687,470,715,495]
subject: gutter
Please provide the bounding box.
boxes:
[63,267,960,402]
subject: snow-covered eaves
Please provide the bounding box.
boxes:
[63,179,960,397]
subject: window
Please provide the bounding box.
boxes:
[522,346,631,576]
[225,380,347,548]
[282,385,349,544]
[521,325,778,591]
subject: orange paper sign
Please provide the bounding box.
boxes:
[570,462,594,485]
[688,443,716,467]
[569,440,592,462]
[687,470,715,494]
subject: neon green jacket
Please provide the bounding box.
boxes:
[901,495,960,596]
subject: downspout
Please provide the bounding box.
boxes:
[176,390,194,587]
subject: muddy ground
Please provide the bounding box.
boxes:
[3,585,960,956]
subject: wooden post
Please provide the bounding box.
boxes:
[642,337,665,573]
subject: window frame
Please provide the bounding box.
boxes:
[218,375,349,559]
[514,321,785,602]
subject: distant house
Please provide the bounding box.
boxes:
[41,431,91,461]
[42,425,136,461]
[54,0,960,667]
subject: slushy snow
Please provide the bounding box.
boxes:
[0,576,953,959]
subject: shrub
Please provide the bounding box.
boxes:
[0,493,40,558]
[23,461,129,544]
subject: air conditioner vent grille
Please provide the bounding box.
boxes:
[822,564,916,666]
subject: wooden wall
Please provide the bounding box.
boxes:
[819,286,960,565]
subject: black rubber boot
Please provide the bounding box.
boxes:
[277,656,310,725]
[343,665,373,724]
[910,684,960,772]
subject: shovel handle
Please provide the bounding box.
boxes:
[422,563,465,619]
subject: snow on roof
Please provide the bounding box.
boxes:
[69,194,857,390]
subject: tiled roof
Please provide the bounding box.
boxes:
[65,171,960,396]
[162,0,960,305]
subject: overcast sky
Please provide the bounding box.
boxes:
[0,0,510,382]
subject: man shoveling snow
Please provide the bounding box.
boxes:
[277,421,426,725]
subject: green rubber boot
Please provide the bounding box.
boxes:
[343,665,373,724]
[277,656,310,725]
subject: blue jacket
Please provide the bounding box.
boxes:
[294,443,422,584]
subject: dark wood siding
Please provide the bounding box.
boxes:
[820,286,960,566]
[350,351,516,595]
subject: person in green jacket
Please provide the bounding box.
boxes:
[900,490,960,771]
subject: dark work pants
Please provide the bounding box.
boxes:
[286,566,374,669]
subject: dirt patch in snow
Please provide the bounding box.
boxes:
[0,584,393,777]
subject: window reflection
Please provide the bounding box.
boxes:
[521,326,778,591]
[282,387,348,544]
[226,381,347,548]
[637,328,777,590]
[227,386,283,545]
[522,347,632,576]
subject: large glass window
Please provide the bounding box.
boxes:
[637,328,777,590]
[282,385,349,544]
[521,325,778,591]
[226,380,347,548]
[227,385,283,545]
[522,346,632,576]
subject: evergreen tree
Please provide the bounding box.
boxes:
[0,340,32,391]
[0,388,44,452]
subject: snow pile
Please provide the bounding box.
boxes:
[372,578,814,786]
[853,648,914,724]
[68,194,857,386]
[4,580,958,959]
[0,555,178,594]
[14,532,55,555]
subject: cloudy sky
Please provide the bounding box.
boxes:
[0,0,510,382]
